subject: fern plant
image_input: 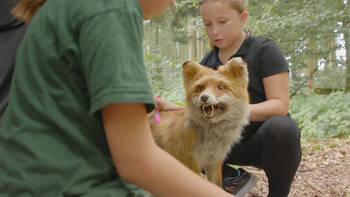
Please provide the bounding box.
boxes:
[290,92,350,139]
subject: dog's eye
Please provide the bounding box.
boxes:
[196,85,205,92]
[217,84,225,90]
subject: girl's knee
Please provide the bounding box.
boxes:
[262,115,300,142]
[259,116,302,165]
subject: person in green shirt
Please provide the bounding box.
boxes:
[0,0,234,196]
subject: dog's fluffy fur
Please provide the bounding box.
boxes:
[149,57,250,186]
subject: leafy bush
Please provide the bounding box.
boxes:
[145,55,185,103]
[290,92,350,139]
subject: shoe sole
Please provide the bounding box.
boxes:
[235,174,258,197]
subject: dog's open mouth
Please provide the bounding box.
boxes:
[201,103,226,118]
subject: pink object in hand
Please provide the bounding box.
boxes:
[154,95,161,123]
[154,109,161,123]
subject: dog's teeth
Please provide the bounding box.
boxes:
[208,105,214,117]
[202,103,225,118]
[207,105,212,117]
[203,105,212,117]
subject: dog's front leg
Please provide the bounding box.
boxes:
[204,164,220,185]
[203,163,223,186]
[215,163,223,186]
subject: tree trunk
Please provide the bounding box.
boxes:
[196,29,201,60]
[344,23,350,93]
[200,29,206,59]
[180,43,186,63]
[305,38,317,91]
[188,16,197,60]
[153,23,160,55]
[325,33,337,71]
[290,66,297,84]
[306,59,317,91]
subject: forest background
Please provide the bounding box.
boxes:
[144,0,350,140]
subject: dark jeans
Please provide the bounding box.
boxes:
[223,115,302,197]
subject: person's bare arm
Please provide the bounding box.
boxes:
[101,103,234,197]
[249,72,289,122]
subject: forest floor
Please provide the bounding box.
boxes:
[246,138,350,197]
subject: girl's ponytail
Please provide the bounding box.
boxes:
[11,0,46,23]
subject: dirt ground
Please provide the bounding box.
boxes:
[246,138,350,197]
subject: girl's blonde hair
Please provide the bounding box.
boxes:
[198,0,246,13]
[11,0,46,23]
[198,0,247,49]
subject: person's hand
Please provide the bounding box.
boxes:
[154,96,185,111]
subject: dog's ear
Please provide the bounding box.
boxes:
[182,61,202,83]
[218,57,248,84]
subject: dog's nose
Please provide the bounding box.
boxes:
[201,95,209,102]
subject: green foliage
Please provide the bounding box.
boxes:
[290,92,350,139]
[312,144,322,151]
[145,54,185,103]
[328,142,338,148]
[314,67,346,89]
[247,0,350,93]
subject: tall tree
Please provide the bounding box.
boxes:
[187,16,197,60]
[342,1,350,92]
[345,26,350,92]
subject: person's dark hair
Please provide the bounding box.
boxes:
[11,0,46,23]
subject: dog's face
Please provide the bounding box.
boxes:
[182,58,249,123]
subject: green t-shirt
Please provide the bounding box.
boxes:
[0,0,155,196]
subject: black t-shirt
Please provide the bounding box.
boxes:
[200,35,289,137]
[200,35,289,104]
[0,0,27,125]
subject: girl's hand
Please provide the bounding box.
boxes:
[154,96,185,111]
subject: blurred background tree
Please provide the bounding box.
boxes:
[144,0,350,139]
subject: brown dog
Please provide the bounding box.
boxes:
[149,57,250,186]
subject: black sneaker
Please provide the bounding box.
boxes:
[222,166,258,197]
